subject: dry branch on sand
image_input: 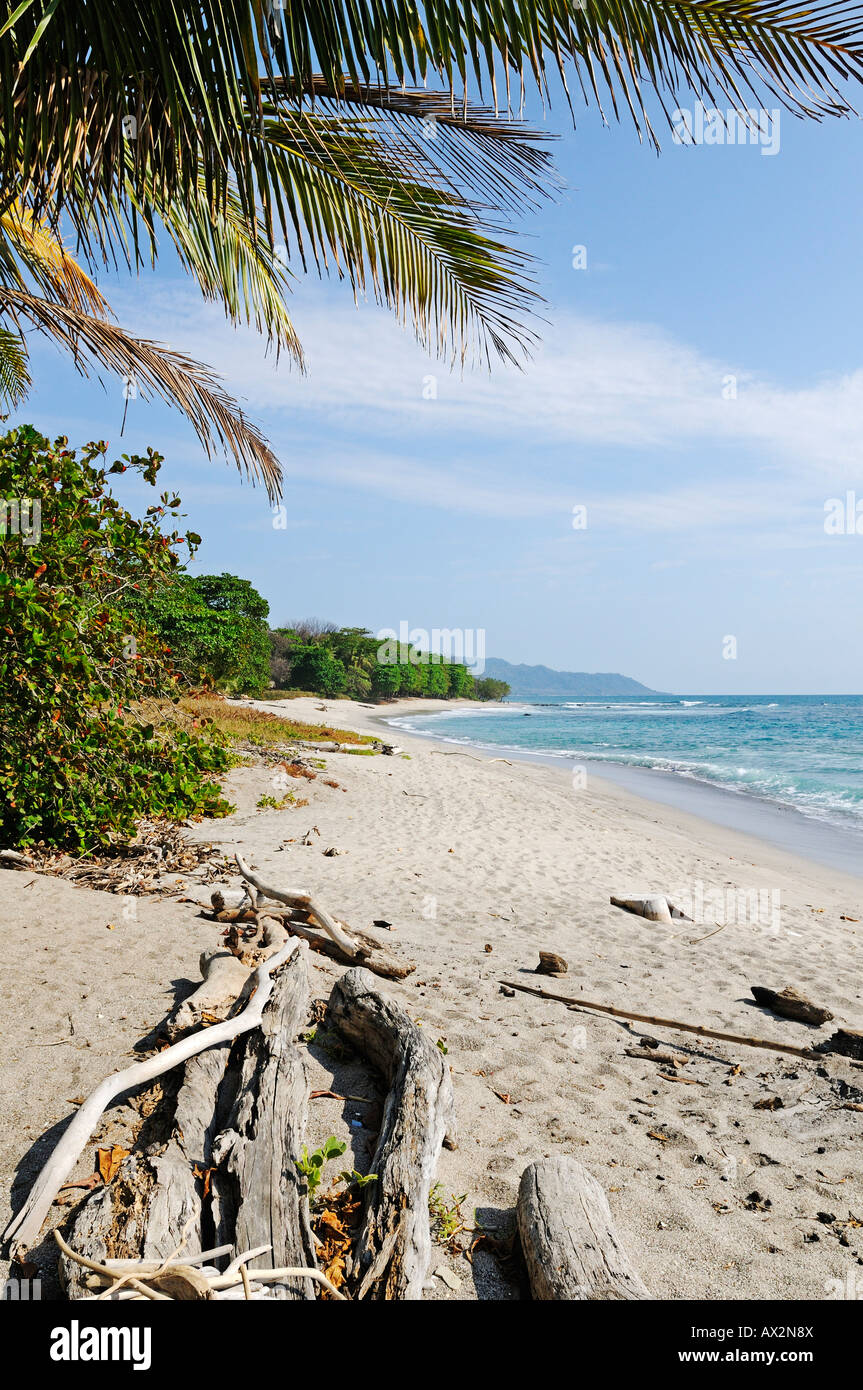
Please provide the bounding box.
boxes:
[230,855,414,980]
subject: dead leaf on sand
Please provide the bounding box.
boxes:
[96,1145,129,1183]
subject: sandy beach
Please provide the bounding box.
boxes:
[3,695,862,1300]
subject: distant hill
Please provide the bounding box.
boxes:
[480,658,667,698]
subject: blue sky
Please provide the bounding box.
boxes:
[16,92,863,694]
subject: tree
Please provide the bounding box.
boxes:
[4,3,862,495]
[0,426,232,849]
[474,677,511,701]
[289,645,347,697]
[129,573,272,697]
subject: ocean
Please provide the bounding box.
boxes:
[385,695,863,841]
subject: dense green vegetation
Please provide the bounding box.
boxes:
[129,571,272,698]
[0,427,233,849]
[268,622,507,702]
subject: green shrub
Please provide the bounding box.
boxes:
[129,571,271,696]
[0,426,233,850]
[288,644,346,696]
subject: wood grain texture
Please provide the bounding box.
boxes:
[326,967,456,1300]
[517,1157,652,1301]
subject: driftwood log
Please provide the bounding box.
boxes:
[750,985,834,1027]
[326,968,456,1300]
[209,939,317,1298]
[3,938,302,1257]
[610,895,690,923]
[517,1158,652,1300]
[59,941,315,1299]
[231,855,415,980]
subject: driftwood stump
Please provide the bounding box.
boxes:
[326,968,456,1300]
[517,1157,652,1301]
[751,985,833,1027]
[210,941,317,1298]
[60,945,315,1298]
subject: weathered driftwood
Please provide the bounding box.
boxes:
[235,853,360,956]
[326,968,456,1300]
[517,1158,652,1301]
[751,985,834,1027]
[209,939,317,1299]
[3,938,301,1257]
[60,942,314,1299]
[257,907,415,980]
[498,979,834,1062]
[167,949,251,1037]
[610,895,690,923]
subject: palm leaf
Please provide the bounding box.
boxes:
[254,110,543,365]
[0,288,282,499]
[0,325,30,407]
[5,1,863,237]
[0,204,112,316]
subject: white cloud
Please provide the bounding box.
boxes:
[102,283,863,527]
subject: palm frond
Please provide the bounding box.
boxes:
[0,288,282,499]
[0,325,30,407]
[255,110,542,366]
[5,1,862,236]
[129,174,306,366]
[0,204,112,316]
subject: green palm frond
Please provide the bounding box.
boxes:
[4,2,863,233]
[128,173,306,366]
[254,110,542,366]
[0,288,282,500]
[0,325,30,407]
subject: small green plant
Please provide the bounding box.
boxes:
[299,1027,317,1044]
[256,791,296,809]
[338,1168,378,1190]
[436,1037,448,1055]
[295,1137,347,1198]
[428,1183,468,1244]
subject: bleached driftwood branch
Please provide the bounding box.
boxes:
[235,853,361,957]
[3,938,303,1256]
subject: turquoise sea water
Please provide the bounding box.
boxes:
[386,695,863,835]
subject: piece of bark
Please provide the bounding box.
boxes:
[517,1157,652,1301]
[624,1047,688,1066]
[536,951,568,976]
[750,985,833,1027]
[326,968,456,1300]
[209,944,317,1299]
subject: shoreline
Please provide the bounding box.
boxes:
[5,694,863,1301]
[368,701,863,882]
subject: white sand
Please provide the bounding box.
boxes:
[3,694,862,1299]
